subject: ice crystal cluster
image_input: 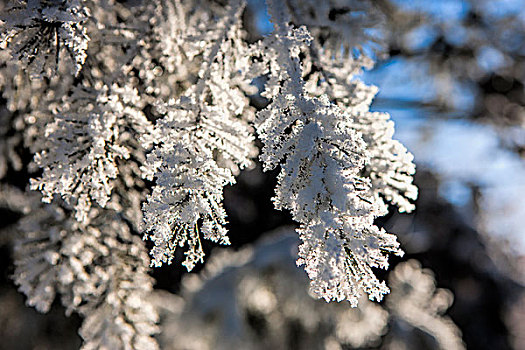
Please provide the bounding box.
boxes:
[0,0,417,348]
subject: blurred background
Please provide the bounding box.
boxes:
[0,0,524,349]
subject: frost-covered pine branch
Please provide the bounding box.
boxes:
[13,202,159,349]
[255,0,409,305]
[30,84,154,223]
[141,0,257,270]
[0,0,90,77]
[1,1,159,348]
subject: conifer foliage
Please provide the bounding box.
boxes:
[0,0,416,348]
